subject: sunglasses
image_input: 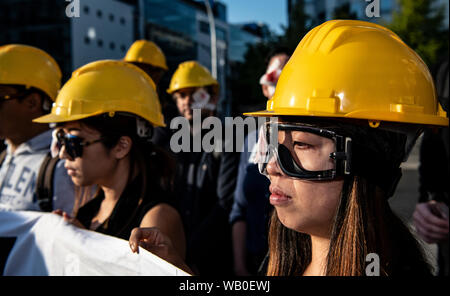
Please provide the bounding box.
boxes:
[55,130,104,159]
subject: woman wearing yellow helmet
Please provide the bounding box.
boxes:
[127,20,448,276]
[34,60,186,267]
[244,20,449,276]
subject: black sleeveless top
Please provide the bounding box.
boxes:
[76,175,175,240]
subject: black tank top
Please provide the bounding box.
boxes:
[76,175,174,240]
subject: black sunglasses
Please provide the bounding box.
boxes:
[56,130,104,159]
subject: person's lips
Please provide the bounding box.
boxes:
[269,185,292,206]
[64,165,77,177]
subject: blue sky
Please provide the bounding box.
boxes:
[219,0,288,35]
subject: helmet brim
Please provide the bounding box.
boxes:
[244,109,449,127]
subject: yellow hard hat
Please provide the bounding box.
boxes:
[0,44,62,100]
[33,60,165,127]
[167,61,219,94]
[245,20,448,127]
[124,40,168,71]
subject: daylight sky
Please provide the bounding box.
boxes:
[219,0,288,35]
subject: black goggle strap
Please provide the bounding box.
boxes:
[330,135,352,176]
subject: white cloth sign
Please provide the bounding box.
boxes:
[0,211,190,276]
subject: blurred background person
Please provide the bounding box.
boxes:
[413,55,449,276]
[166,61,240,275]
[230,48,290,276]
[0,44,74,213]
[123,40,179,151]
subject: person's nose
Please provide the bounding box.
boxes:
[58,144,72,161]
[266,154,283,177]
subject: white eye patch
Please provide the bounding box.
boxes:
[191,88,216,111]
[259,57,283,86]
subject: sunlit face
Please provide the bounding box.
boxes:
[58,121,118,187]
[266,127,344,238]
[173,87,217,123]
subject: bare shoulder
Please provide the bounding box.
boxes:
[140,203,181,227]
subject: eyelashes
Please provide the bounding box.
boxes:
[293,141,313,149]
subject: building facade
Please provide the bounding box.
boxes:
[0,0,273,118]
[141,0,231,117]
[0,0,135,82]
[71,0,134,70]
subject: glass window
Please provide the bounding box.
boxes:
[216,26,227,41]
[145,0,197,38]
[199,21,209,34]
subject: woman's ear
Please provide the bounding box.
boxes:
[113,136,133,159]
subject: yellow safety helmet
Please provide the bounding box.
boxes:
[167,61,219,94]
[124,40,168,71]
[0,44,62,100]
[34,60,165,127]
[245,20,448,127]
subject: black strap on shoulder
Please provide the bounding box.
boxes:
[0,150,6,167]
[36,153,59,212]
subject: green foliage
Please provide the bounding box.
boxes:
[281,0,313,51]
[229,41,274,115]
[229,0,313,114]
[387,0,449,68]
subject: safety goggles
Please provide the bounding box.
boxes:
[55,129,104,159]
[254,119,352,180]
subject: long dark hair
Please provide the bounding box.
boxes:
[72,113,175,216]
[266,175,433,276]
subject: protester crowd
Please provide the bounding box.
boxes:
[0,19,448,276]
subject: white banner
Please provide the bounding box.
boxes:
[0,211,190,276]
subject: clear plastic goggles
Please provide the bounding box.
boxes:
[254,119,352,180]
